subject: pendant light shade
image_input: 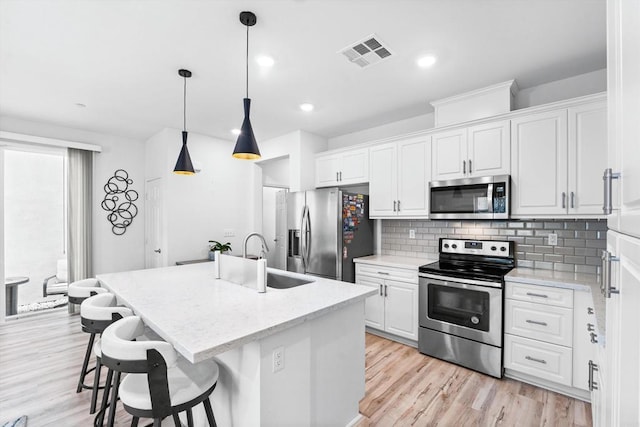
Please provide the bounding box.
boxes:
[174,69,195,175]
[232,11,261,160]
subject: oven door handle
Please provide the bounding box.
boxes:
[419,272,503,289]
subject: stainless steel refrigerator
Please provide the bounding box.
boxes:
[286,188,373,282]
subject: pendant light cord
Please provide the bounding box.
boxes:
[183,75,187,132]
[246,23,249,99]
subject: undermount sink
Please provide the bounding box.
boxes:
[266,272,314,289]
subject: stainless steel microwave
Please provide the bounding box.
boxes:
[429,175,510,220]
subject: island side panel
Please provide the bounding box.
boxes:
[311,301,366,426]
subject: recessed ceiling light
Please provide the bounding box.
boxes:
[417,55,437,68]
[256,55,275,67]
[231,129,241,135]
[299,103,314,112]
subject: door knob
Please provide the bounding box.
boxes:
[154,249,161,253]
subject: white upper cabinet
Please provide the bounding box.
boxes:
[568,101,608,215]
[511,109,569,216]
[315,147,369,188]
[369,135,430,218]
[431,120,510,181]
[511,101,607,217]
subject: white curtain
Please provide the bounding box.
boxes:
[67,148,93,285]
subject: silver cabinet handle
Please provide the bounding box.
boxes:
[393,200,397,212]
[562,192,566,209]
[339,171,342,181]
[336,172,339,182]
[603,168,621,214]
[589,360,599,391]
[526,292,548,298]
[154,248,162,253]
[397,200,401,211]
[526,319,548,326]
[525,355,547,364]
[463,160,466,174]
[469,159,472,174]
[587,307,594,315]
[570,191,575,209]
[379,284,383,296]
[384,285,388,297]
[590,332,599,344]
[377,271,390,275]
[587,323,596,332]
[601,250,620,298]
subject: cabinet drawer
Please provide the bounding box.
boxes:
[356,264,417,284]
[505,299,573,346]
[506,282,573,308]
[504,334,573,386]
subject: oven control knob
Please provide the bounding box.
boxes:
[444,243,449,249]
[500,246,507,252]
[452,244,457,249]
[470,316,480,325]
[491,246,497,251]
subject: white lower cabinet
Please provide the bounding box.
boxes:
[504,280,596,400]
[356,263,418,342]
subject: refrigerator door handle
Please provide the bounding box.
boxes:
[300,205,307,269]
[304,206,312,267]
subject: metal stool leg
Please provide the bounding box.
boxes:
[90,356,103,414]
[172,413,181,426]
[77,332,97,393]
[106,370,121,427]
[186,408,194,427]
[203,398,217,427]
[96,368,113,426]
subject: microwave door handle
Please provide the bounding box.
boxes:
[488,183,494,213]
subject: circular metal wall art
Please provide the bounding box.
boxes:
[101,169,138,235]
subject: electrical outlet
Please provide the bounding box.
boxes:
[273,346,284,373]
[224,229,235,238]
[409,229,416,239]
[548,233,558,246]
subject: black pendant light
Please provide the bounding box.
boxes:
[232,11,261,160]
[174,69,195,175]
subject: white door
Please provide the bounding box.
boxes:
[358,276,385,330]
[467,120,511,177]
[369,143,397,217]
[384,280,418,341]
[397,136,430,217]
[568,101,608,215]
[315,154,339,187]
[431,128,467,180]
[144,178,164,269]
[604,231,621,426]
[273,189,287,270]
[339,148,369,185]
[511,109,568,216]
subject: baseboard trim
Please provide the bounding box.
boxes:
[345,413,364,427]
[365,327,418,348]
[504,369,591,401]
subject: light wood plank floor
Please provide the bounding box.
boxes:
[0,309,591,426]
[357,333,592,427]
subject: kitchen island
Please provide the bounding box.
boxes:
[97,262,375,427]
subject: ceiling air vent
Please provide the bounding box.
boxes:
[339,34,393,68]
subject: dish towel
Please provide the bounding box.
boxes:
[1,416,27,427]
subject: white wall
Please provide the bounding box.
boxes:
[0,148,5,320]
[260,157,290,188]
[327,68,607,150]
[0,116,146,275]
[145,128,258,265]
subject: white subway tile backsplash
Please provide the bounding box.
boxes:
[381,218,607,274]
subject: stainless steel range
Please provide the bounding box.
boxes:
[418,238,515,378]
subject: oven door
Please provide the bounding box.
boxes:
[419,273,502,347]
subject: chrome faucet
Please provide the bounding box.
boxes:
[243,232,270,259]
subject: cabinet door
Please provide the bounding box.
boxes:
[568,102,608,215]
[369,143,397,217]
[431,128,467,181]
[511,109,568,216]
[397,136,430,217]
[572,290,597,391]
[467,120,511,177]
[357,276,385,330]
[384,280,418,341]
[339,148,369,185]
[315,154,340,187]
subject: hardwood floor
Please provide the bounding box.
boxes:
[0,310,591,426]
[357,333,592,427]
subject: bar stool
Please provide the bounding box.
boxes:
[100,316,219,427]
[79,292,132,414]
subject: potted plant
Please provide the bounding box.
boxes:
[208,240,232,260]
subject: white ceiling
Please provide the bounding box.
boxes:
[0,0,606,143]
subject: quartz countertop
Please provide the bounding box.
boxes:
[97,263,376,363]
[506,268,605,335]
[353,254,438,270]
